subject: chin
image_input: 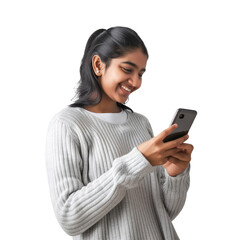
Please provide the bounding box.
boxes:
[118,99,128,104]
[115,96,127,104]
[114,93,129,104]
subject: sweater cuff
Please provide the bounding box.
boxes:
[163,164,190,194]
[112,147,154,189]
[127,147,154,175]
[164,164,190,179]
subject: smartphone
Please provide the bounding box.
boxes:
[163,108,197,143]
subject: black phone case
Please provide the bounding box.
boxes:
[163,108,197,143]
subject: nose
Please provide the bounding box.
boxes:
[127,74,141,89]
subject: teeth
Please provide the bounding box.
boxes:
[121,85,131,92]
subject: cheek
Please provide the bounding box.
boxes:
[99,75,119,95]
[138,80,142,89]
[104,71,122,88]
[100,67,127,95]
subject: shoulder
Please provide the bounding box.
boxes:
[128,110,154,137]
[129,110,151,125]
[47,107,92,144]
[48,106,88,130]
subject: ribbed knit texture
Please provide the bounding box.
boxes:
[46,107,190,240]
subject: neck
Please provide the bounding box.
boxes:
[84,105,121,113]
[84,91,124,113]
[84,98,121,114]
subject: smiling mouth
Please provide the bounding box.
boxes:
[120,84,133,95]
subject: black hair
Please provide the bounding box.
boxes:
[69,26,148,112]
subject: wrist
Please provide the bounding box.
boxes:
[164,164,190,178]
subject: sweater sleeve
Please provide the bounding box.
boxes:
[158,165,190,220]
[45,119,154,236]
[145,117,190,220]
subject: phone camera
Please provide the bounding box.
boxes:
[179,114,184,119]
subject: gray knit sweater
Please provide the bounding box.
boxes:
[46,107,190,240]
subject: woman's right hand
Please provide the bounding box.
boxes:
[137,124,189,166]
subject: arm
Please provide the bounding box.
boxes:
[139,120,191,220]
[158,165,190,220]
[46,119,154,236]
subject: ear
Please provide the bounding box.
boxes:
[92,55,104,76]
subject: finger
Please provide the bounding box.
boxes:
[156,124,178,142]
[167,156,191,167]
[166,156,180,164]
[163,147,180,158]
[171,151,191,162]
[162,134,189,150]
[177,143,194,153]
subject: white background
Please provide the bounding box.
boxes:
[1,0,232,239]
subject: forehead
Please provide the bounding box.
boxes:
[112,49,148,69]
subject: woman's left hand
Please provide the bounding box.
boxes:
[163,143,194,177]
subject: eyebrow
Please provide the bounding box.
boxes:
[121,61,146,72]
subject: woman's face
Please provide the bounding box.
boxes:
[96,48,148,105]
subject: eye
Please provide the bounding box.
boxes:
[121,67,132,74]
[139,72,145,78]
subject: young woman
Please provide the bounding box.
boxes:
[46,27,193,240]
